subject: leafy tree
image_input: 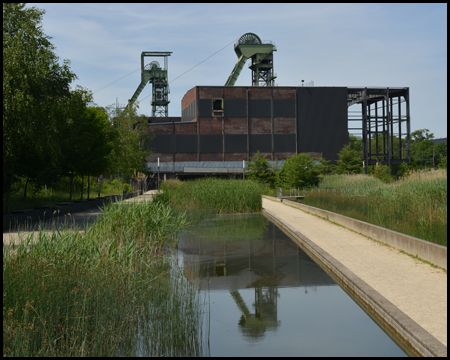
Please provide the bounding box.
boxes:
[80,106,117,198]
[55,87,116,200]
[411,128,434,142]
[3,3,76,212]
[275,166,286,188]
[334,145,362,174]
[400,129,446,170]
[281,153,319,188]
[349,134,363,153]
[314,157,332,177]
[246,151,276,187]
[106,104,153,180]
[438,155,447,170]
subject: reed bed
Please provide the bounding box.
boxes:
[157,178,264,217]
[3,200,207,357]
[301,169,447,246]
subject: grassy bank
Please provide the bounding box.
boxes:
[3,200,207,357]
[157,178,264,217]
[3,177,135,215]
[299,170,447,246]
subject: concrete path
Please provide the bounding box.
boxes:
[3,190,160,246]
[262,197,447,347]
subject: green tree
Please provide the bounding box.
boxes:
[438,155,447,170]
[314,157,332,177]
[56,87,116,200]
[334,145,362,174]
[106,104,153,180]
[246,151,276,187]
[3,3,76,212]
[349,134,363,153]
[275,166,286,188]
[411,128,434,142]
[80,106,117,198]
[281,153,319,188]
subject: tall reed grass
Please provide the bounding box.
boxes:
[3,200,207,356]
[302,169,447,246]
[157,178,264,217]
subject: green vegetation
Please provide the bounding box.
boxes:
[281,153,320,188]
[3,3,152,213]
[246,151,276,187]
[3,200,207,356]
[3,176,135,214]
[157,178,264,217]
[182,214,269,243]
[334,145,362,174]
[300,170,447,246]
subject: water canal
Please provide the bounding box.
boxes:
[176,213,408,357]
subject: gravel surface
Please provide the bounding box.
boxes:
[263,197,447,347]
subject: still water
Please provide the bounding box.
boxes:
[176,213,407,357]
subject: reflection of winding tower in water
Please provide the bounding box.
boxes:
[231,287,279,339]
[179,217,336,340]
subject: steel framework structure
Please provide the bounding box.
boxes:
[225,33,277,87]
[347,87,411,173]
[128,51,172,117]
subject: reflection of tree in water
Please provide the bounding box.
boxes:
[231,286,280,341]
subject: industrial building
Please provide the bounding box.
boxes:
[129,33,411,177]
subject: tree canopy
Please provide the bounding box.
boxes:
[3,3,76,210]
[280,153,319,188]
[246,151,276,187]
[334,145,362,174]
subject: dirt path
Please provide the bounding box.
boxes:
[262,197,447,347]
[3,190,160,246]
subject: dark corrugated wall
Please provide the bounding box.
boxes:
[296,87,348,161]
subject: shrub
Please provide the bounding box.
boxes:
[334,145,362,174]
[246,151,276,188]
[281,153,319,188]
[372,164,394,183]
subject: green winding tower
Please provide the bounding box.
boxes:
[225,33,277,87]
[128,51,172,117]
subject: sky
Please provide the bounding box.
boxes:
[29,3,447,138]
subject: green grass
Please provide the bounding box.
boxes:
[3,176,135,215]
[157,178,264,218]
[299,170,447,246]
[3,200,207,357]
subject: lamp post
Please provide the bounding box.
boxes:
[157,158,160,191]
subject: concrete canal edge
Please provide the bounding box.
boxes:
[3,190,143,231]
[262,208,447,357]
[262,195,447,270]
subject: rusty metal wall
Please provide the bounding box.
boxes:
[145,86,349,172]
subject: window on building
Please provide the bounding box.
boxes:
[212,99,224,117]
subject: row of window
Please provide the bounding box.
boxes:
[148,134,296,153]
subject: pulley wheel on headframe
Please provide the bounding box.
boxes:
[238,33,262,45]
[145,61,161,70]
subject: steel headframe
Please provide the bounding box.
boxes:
[128,51,172,117]
[225,33,277,87]
[347,87,411,173]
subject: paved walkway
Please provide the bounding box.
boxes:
[262,197,447,347]
[3,190,160,246]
